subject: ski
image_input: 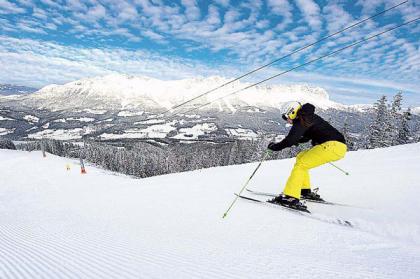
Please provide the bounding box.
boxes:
[246,188,350,207]
[235,193,311,213]
[235,193,354,228]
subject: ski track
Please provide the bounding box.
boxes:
[1,147,420,278]
[0,217,247,278]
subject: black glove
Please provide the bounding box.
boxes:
[268,142,278,151]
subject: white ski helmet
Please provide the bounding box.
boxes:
[282,101,302,120]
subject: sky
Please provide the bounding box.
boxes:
[0,0,419,106]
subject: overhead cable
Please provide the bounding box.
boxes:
[162,1,409,115]
[174,17,420,116]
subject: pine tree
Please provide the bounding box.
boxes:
[390,92,403,145]
[368,95,392,148]
[397,108,411,145]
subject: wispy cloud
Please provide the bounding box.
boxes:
[1,36,418,106]
[0,0,27,14]
[295,0,322,30]
[0,36,230,87]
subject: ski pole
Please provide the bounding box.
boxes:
[328,162,349,175]
[222,150,271,219]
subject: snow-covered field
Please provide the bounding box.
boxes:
[28,128,85,140]
[1,143,420,278]
[0,128,14,136]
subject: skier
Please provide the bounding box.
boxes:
[267,102,347,211]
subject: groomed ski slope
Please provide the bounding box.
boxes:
[1,143,420,278]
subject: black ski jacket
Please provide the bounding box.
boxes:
[269,103,346,151]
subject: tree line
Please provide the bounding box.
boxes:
[366,92,416,148]
[15,138,309,178]
[341,92,419,149]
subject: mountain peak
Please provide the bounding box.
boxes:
[28,74,344,111]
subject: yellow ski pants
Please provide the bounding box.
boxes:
[283,141,347,199]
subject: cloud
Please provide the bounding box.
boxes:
[0,36,233,88]
[142,30,165,42]
[206,5,221,26]
[181,0,201,21]
[267,0,293,30]
[16,21,48,34]
[66,0,87,11]
[356,0,385,15]
[1,35,418,106]
[32,7,48,20]
[0,1,418,105]
[0,0,27,14]
[295,0,322,30]
[323,2,354,34]
[86,4,107,20]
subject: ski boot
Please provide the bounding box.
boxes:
[301,188,325,202]
[268,194,308,211]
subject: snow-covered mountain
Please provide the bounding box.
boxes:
[23,74,352,112]
[1,143,420,278]
[0,74,376,141]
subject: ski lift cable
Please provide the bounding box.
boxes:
[162,0,409,116]
[174,17,420,117]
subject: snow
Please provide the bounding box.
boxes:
[53,118,66,123]
[118,111,144,117]
[28,128,84,140]
[82,109,107,114]
[100,121,177,139]
[0,116,13,121]
[347,103,373,111]
[134,119,165,125]
[101,122,218,140]
[0,127,14,135]
[412,107,420,115]
[184,114,201,119]
[23,115,39,123]
[247,107,265,113]
[133,122,177,138]
[1,143,420,278]
[225,128,259,139]
[67,117,95,122]
[172,123,218,140]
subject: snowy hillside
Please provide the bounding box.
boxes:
[1,143,420,278]
[24,74,349,112]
